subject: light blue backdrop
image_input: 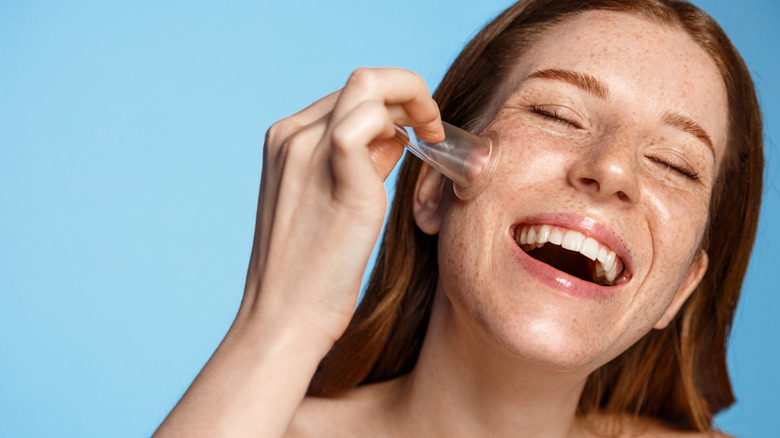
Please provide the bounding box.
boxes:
[1,1,777,437]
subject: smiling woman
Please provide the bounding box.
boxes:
[153,0,762,437]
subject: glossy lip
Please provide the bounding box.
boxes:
[508,212,634,300]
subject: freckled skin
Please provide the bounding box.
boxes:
[434,10,728,373]
[288,11,731,438]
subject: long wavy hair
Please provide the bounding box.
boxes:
[308,0,763,432]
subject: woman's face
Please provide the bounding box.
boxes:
[421,11,728,371]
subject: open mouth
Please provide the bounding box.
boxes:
[513,224,627,286]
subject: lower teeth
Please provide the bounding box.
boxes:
[593,262,614,286]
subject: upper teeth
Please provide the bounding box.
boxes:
[517,225,620,285]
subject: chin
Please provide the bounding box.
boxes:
[492,311,616,373]
[442,284,624,375]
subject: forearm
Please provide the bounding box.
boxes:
[153,67,442,437]
[153,317,332,438]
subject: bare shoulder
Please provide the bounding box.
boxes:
[583,411,733,438]
[284,395,342,438]
[285,380,402,438]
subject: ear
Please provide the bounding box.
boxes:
[653,250,709,330]
[413,163,446,235]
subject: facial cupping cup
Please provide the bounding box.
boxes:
[393,122,501,200]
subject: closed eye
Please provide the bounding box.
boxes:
[649,157,701,181]
[530,104,581,128]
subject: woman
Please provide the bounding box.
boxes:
[155,0,763,436]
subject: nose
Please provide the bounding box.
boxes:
[567,135,641,206]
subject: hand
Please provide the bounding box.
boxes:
[153,68,443,438]
[241,67,445,346]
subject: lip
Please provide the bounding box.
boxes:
[508,212,633,300]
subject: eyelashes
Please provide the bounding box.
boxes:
[529,103,702,182]
[530,104,581,128]
[649,157,702,181]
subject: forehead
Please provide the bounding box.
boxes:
[502,10,729,159]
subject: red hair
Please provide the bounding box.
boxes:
[308,0,763,432]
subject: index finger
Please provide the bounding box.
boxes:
[266,89,344,148]
[285,90,341,129]
[333,67,445,143]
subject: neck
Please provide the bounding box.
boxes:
[392,285,593,438]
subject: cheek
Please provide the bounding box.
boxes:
[623,190,709,329]
[484,121,575,191]
[435,203,501,334]
[436,198,486,286]
[438,188,506,266]
[644,181,709,270]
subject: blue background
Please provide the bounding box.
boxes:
[1,1,777,436]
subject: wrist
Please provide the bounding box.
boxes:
[228,305,338,364]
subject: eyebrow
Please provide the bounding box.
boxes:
[526,68,715,156]
[527,68,609,99]
[661,112,715,156]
